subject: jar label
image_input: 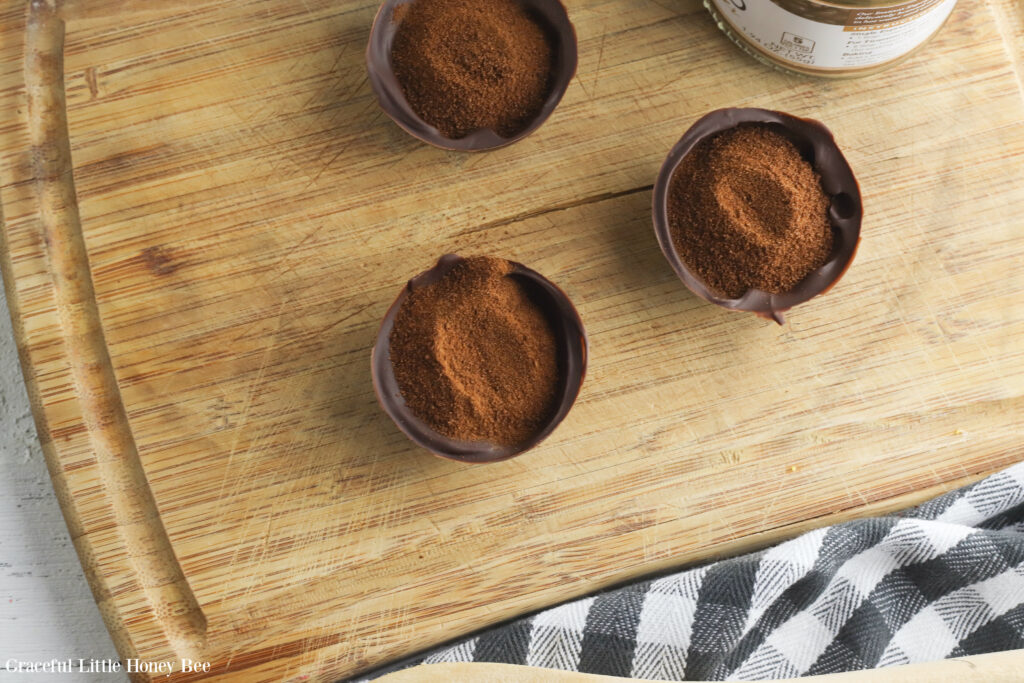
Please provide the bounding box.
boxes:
[709,0,957,70]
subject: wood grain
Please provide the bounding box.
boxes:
[22,0,205,660]
[1,0,1023,681]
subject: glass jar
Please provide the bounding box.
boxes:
[704,0,958,77]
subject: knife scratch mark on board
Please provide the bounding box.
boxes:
[6,0,1024,679]
[212,299,287,519]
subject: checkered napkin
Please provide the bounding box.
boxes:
[361,463,1024,681]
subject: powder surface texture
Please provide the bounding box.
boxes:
[668,124,833,298]
[390,0,554,139]
[390,256,560,446]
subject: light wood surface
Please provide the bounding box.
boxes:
[1,0,1023,681]
[377,651,1024,682]
[0,285,122,679]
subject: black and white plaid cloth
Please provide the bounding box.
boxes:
[362,463,1024,680]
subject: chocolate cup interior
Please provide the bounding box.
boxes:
[371,254,588,463]
[652,108,863,324]
[366,0,578,151]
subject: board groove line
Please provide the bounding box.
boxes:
[457,184,657,238]
[0,0,1021,680]
[24,0,206,661]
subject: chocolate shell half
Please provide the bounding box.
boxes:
[652,108,862,324]
[371,254,588,462]
[366,0,578,151]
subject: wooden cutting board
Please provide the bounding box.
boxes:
[2,0,1023,680]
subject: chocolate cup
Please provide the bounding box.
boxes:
[371,254,588,463]
[366,0,578,151]
[652,108,863,324]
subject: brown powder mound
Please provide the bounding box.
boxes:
[390,0,554,139]
[668,124,833,299]
[390,256,560,446]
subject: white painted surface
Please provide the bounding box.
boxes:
[0,286,123,681]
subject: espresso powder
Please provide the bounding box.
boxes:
[668,124,833,298]
[390,0,554,139]
[390,257,560,446]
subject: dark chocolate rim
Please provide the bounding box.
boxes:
[365,0,578,151]
[371,254,588,463]
[652,108,863,324]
